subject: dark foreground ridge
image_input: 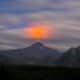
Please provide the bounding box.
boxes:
[0,64,80,80]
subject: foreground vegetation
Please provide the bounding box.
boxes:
[0,64,80,80]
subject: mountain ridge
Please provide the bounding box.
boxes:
[0,42,61,65]
[0,42,80,67]
[55,46,80,67]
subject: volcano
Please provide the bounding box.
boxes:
[26,42,61,57]
[0,42,61,65]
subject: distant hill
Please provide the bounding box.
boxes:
[56,46,80,67]
[0,42,61,65]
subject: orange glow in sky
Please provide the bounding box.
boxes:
[24,24,55,40]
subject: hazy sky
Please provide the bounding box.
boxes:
[0,0,80,51]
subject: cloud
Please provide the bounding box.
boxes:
[0,0,64,13]
[0,0,80,50]
[0,28,35,50]
[0,27,80,50]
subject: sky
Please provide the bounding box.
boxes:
[0,0,80,51]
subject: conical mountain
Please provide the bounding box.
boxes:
[0,42,61,65]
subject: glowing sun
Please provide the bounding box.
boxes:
[24,24,55,40]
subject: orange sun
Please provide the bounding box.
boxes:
[24,24,55,40]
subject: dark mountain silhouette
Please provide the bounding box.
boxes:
[0,42,61,65]
[56,46,80,67]
[26,42,61,57]
[1,42,80,67]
